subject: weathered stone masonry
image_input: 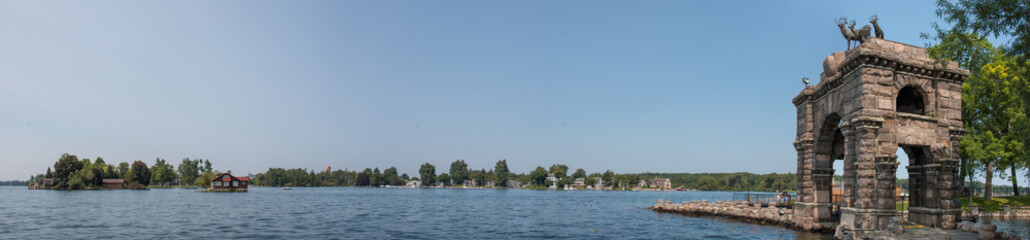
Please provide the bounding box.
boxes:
[792,38,968,234]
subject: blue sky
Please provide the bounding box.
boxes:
[0,1,974,180]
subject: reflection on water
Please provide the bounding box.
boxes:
[981,218,1030,239]
[0,186,834,239]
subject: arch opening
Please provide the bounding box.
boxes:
[814,113,845,222]
[897,86,926,115]
[897,145,932,217]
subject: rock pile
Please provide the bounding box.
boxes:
[651,199,795,227]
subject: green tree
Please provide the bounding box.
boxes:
[372,168,382,186]
[530,166,548,185]
[469,170,485,186]
[571,168,586,180]
[117,162,130,177]
[419,163,436,186]
[130,160,151,186]
[149,158,178,185]
[933,0,1030,56]
[45,167,52,179]
[195,170,220,186]
[494,160,510,188]
[932,0,1030,199]
[438,173,451,186]
[355,172,370,186]
[548,164,568,180]
[602,170,615,184]
[53,153,83,187]
[384,167,403,186]
[449,160,469,185]
[177,158,202,186]
[203,160,213,173]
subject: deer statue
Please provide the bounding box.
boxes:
[836,17,858,50]
[870,15,883,39]
[836,17,873,50]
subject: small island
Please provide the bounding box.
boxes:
[27,153,228,190]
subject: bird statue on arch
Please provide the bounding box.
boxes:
[835,15,884,50]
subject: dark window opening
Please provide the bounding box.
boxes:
[897,86,925,114]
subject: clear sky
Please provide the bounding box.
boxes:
[1,0,965,180]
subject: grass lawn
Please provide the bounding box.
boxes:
[958,195,1030,212]
[896,200,909,211]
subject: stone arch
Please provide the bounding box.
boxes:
[896,86,927,115]
[814,113,844,168]
[793,38,967,233]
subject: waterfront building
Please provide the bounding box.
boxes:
[100,179,124,189]
[649,178,671,191]
[593,177,606,190]
[573,178,585,188]
[546,173,558,183]
[406,180,421,188]
[507,180,521,188]
[209,171,249,192]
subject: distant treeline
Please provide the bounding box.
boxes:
[252,159,798,191]
[0,180,28,186]
[628,172,797,192]
[252,167,409,187]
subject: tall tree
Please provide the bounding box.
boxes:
[204,160,213,173]
[530,166,548,185]
[934,0,1030,56]
[419,163,436,186]
[437,173,451,186]
[932,0,1030,199]
[383,167,403,186]
[572,168,587,180]
[449,160,469,185]
[602,170,615,184]
[117,162,130,177]
[372,168,382,186]
[494,160,510,187]
[177,158,202,186]
[130,160,151,186]
[355,172,370,186]
[53,153,83,186]
[548,164,568,180]
[91,168,103,186]
[150,158,178,185]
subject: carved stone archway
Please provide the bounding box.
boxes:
[792,38,968,234]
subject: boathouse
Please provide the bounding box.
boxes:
[101,179,124,189]
[210,171,248,192]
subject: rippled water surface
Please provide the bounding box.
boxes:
[1,186,836,239]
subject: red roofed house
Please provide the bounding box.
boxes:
[210,171,248,192]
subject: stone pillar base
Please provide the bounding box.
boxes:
[794,202,838,232]
[909,207,962,229]
[840,207,897,232]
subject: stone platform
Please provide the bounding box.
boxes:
[651,199,1022,240]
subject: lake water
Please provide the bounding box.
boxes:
[0,186,1021,239]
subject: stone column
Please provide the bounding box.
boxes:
[875,155,899,230]
[840,117,891,233]
[794,138,817,230]
[813,166,835,222]
[841,123,857,208]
